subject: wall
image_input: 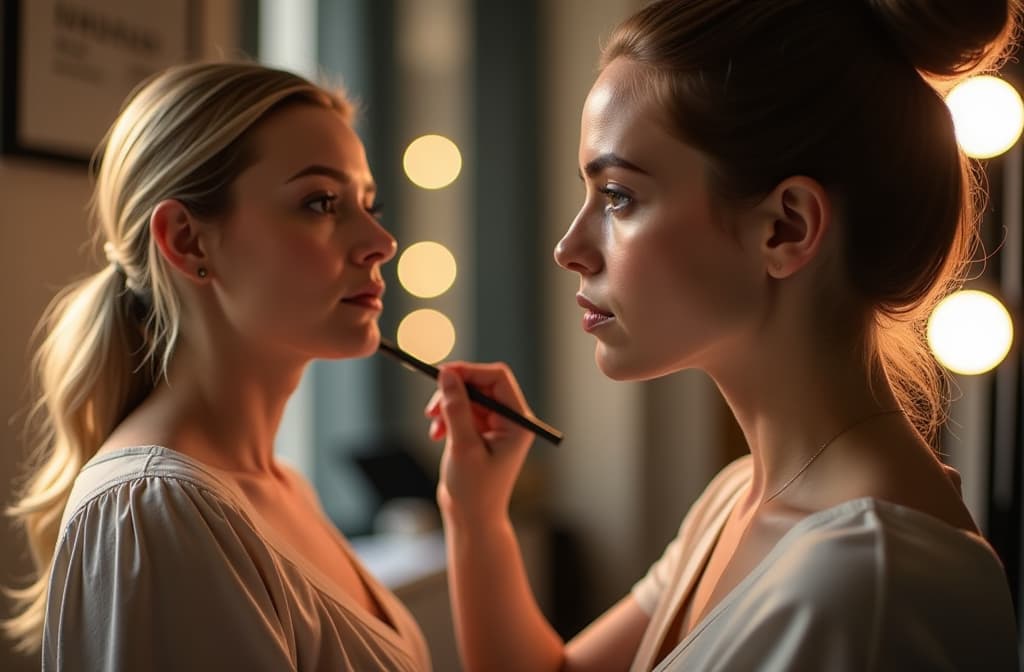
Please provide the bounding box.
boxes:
[0,4,239,669]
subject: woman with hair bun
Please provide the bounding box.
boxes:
[6,62,430,671]
[426,0,1022,669]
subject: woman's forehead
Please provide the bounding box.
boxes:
[582,70,682,161]
[243,105,371,187]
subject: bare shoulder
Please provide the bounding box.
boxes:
[813,430,979,535]
[274,460,322,505]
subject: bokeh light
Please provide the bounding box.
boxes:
[927,290,1014,375]
[397,309,456,364]
[946,75,1024,159]
[397,241,457,298]
[403,134,462,189]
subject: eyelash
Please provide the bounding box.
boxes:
[304,193,384,220]
[598,186,633,212]
[305,193,338,215]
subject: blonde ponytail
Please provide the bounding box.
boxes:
[5,61,352,652]
[5,266,153,652]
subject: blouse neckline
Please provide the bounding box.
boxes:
[82,444,413,652]
[656,481,992,669]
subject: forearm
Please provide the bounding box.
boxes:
[444,514,564,672]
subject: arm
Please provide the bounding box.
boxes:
[447,514,650,672]
[428,364,650,672]
[563,596,651,672]
[443,510,564,672]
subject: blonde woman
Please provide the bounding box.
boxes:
[426,0,1020,670]
[6,62,430,671]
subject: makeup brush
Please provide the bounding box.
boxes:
[377,338,564,445]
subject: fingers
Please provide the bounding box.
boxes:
[437,368,483,453]
[425,362,534,454]
[425,390,442,418]
[424,361,529,416]
[429,416,446,441]
[425,388,489,426]
[439,361,531,415]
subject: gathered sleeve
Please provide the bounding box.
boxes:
[43,475,298,672]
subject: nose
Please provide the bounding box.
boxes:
[352,213,397,266]
[553,207,602,275]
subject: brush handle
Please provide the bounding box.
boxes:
[378,338,564,445]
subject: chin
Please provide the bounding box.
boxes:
[320,324,381,360]
[594,344,683,382]
[595,349,646,381]
[351,325,382,358]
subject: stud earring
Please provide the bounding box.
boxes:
[197,267,208,278]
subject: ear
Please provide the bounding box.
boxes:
[150,199,212,283]
[755,176,830,279]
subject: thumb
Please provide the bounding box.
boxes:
[438,368,482,451]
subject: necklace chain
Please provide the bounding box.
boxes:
[763,409,903,504]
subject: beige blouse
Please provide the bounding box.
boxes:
[630,456,1018,671]
[42,445,431,671]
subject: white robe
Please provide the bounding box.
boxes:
[630,456,1019,671]
[43,445,432,671]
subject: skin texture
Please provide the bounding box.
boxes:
[100,104,397,620]
[163,103,394,367]
[426,57,977,672]
[107,103,395,472]
[555,65,766,383]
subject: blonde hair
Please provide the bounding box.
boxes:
[5,61,352,652]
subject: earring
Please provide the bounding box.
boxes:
[197,267,208,279]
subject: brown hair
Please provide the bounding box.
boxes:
[604,0,1020,443]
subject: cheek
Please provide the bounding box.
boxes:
[217,218,344,324]
[619,223,755,333]
[612,224,695,304]
[228,218,340,284]
[274,235,344,282]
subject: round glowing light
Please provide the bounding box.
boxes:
[927,290,1014,375]
[397,309,456,364]
[946,75,1024,159]
[397,241,457,298]
[403,134,462,189]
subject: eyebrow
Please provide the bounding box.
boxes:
[579,153,651,179]
[285,164,352,184]
[285,164,377,193]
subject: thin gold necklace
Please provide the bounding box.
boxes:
[763,409,903,504]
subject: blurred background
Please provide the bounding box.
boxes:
[1,1,1022,669]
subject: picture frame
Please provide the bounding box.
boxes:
[1,0,198,166]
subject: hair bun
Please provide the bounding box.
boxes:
[865,0,1019,77]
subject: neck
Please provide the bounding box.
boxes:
[140,328,308,475]
[706,297,908,507]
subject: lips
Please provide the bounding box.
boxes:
[342,295,383,310]
[576,293,615,333]
[342,282,385,311]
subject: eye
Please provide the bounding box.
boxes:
[305,193,338,215]
[599,186,633,212]
[366,200,384,220]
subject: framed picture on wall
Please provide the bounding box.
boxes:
[1,0,198,165]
